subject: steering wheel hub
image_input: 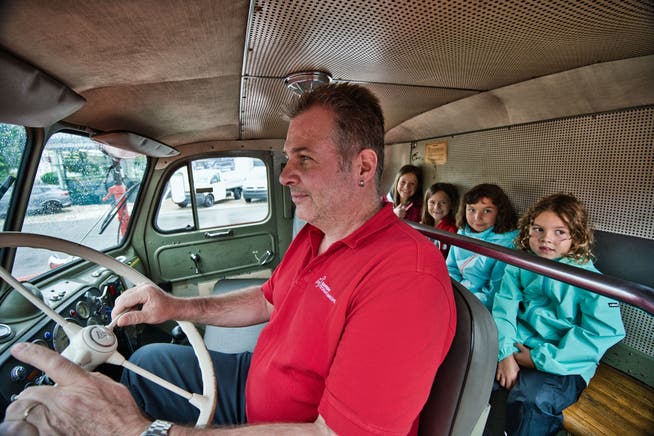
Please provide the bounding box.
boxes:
[87,325,117,348]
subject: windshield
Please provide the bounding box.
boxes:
[0,123,26,208]
[1,128,147,281]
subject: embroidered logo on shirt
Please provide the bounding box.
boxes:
[315,275,336,304]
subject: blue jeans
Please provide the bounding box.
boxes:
[121,343,251,425]
[487,368,586,436]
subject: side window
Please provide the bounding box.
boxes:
[156,157,269,231]
[11,131,147,279]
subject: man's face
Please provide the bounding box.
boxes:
[280,105,359,229]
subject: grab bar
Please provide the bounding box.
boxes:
[409,222,654,315]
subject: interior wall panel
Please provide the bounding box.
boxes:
[413,106,654,240]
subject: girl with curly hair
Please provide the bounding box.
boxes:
[488,193,625,436]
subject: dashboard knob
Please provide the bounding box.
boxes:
[9,365,27,382]
[0,323,14,342]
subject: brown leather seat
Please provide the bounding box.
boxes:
[418,280,498,436]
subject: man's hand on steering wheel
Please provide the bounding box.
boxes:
[3,342,151,436]
[111,283,179,327]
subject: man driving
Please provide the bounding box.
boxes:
[2,83,455,436]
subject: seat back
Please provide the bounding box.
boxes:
[203,278,268,353]
[418,280,498,436]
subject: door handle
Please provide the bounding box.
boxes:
[254,250,273,265]
[190,252,201,274]
[204,230,233,238]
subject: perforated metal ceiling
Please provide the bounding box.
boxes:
[241,0,654,139]
[241,78,476,138]
[241,0,654,141]
[245,0,654,89]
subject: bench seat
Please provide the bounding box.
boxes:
[562,363,654,435]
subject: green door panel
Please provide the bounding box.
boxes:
[154,232,275,282]
[136,150,292,285]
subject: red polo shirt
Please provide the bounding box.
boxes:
[245,204,455,435]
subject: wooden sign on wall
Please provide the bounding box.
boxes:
[425,141,447,164]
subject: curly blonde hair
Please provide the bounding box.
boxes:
[516,193,594,263]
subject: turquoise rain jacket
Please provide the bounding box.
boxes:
[446,225,518,309]
[492,257,625,384]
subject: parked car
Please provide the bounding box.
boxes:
[212,158,235,172]
[0,183,72,216]
[171,169,244,208]
[243,166,268,203]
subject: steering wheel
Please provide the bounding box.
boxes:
[0,232,217,426]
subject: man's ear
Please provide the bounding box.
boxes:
[357,149,378,183]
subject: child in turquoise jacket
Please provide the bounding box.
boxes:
[446,184,518,309]
[488,193,625,436]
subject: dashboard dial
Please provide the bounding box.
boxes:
[52,318,78,353]
[75,301,91,320]
[31,339,49,348]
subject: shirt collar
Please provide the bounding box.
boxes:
[305,202,395,250]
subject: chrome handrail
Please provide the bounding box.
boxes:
[409,222,654,315]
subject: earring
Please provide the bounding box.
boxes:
[359,180,364,187]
